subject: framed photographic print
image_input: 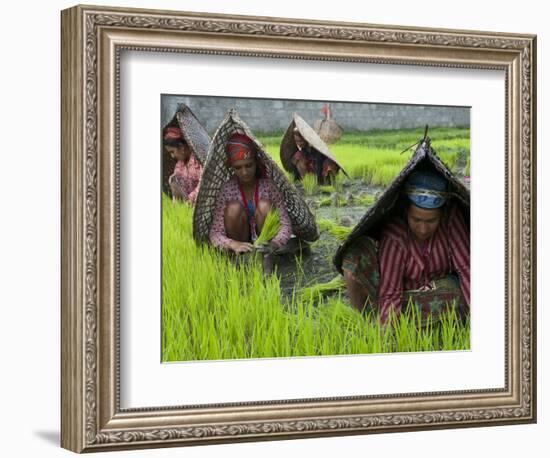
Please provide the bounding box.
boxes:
[61,4,536,453]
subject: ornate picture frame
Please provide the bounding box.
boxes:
[61,4,536,453]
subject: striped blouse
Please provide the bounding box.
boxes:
[378,204,470,323]
[209,176,292,250]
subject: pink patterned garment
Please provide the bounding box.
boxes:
[168,155,203,204]
[209,176,292,250]
[292,149,338,178]
[378,204,470,323]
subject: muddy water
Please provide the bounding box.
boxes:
[274,180,383,299]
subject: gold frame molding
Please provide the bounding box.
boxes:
[61,4,537,453]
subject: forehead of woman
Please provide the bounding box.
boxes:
[407,203,442,221]
[231,157,256,168]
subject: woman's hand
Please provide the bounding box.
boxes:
[229,240,254,254]
[169,180,185,201]
[255,241,279,255]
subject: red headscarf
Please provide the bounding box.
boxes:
[163,126,184,141]
[226,133,256,164]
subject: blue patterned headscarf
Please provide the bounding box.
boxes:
[405,171,448,209]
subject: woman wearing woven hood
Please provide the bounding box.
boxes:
[280,113,348,186]
[291,128,339,185]
[342,170,470,324]
[163,126,203,204]
[209,133,292,254]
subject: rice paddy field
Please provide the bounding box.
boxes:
[162,126,471,362]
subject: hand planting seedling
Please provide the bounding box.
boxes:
[254,208,282,248]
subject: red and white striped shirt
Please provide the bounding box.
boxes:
[378,204,470,322]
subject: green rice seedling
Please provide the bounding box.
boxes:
[318,195,347,207]
[371,164,403,186]
[299,275,347,302]
[318,298,368,355]
[318,196,331,207]
[319,185,336,194]
[254,208,281,246]
[455,315,471,349]
[302,173,318,195]
[334,147,409,186]
[316,218,353,241]
[416,317,436,352]
[317,218,334,232]
[355,194,376,207]
[332,172,345,193]
[330,226,353,242]
[339,127,470,150]
[362,310,386,354]
[439,304,470,351]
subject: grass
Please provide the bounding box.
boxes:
[355,194,376,206]
[162,196,470,361]
[332,171,345,193]
[319,195,347,207]
[302,174,318,195]
[319,185,335,194]
[317,218,353,241]
[298,276,347,302]
[257,126,470,187]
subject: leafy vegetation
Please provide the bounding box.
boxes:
[162,197,470,362]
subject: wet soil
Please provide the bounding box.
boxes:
[274,180,384,299]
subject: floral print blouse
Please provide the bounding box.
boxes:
[209,176,292,250]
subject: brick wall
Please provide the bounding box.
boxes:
[161,94,469,134]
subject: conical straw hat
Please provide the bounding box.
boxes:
[280,113,349,177]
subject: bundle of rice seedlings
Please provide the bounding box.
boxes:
[318,195,346,207]
[332,172,345,193]
[318,197,331,207]
[302,174,318,195]
[319,185,335,194]
[317,218,353,241]
[254,208,281,246]
[329,226,353,241]
[299,276,347,302]
[317,218,334,232]
[355,194,376,207]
